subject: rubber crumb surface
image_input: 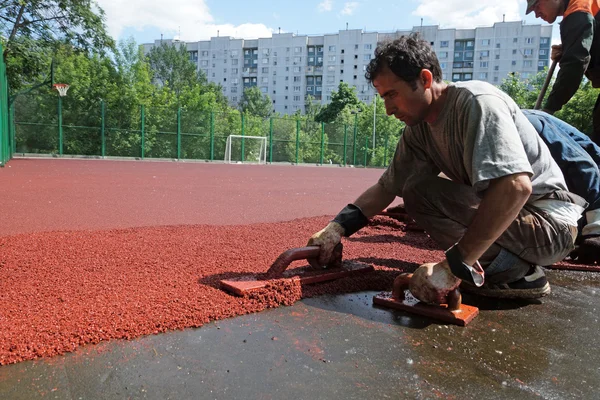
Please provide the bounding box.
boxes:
[0,216,440,365]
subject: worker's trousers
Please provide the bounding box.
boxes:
[403,176,578,284]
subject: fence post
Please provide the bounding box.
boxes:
[210,111,215,161]
[352,113,358,166]
[269,117,273,163]
[177,107,182,160]
[10,102,16,154]
[383,131,389,167]
[343,124,347,167]
[295,119,300,164]
[364,136,368,167]
[320,122,325,165]
[100,100,106,157]
[57,94,63,155]
[241,113,245,162]
[141,105,145,159]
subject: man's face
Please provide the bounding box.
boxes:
[373,65,430,127]
[531,0,563,23]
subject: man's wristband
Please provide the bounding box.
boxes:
[445,244,485,287]
[332,204,369,237]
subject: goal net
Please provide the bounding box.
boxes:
[224,135,268,164]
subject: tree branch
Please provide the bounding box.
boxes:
[8,3,27,43]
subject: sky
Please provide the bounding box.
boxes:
[95,0,559,45]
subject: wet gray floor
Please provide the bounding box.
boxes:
[0,268,598,400]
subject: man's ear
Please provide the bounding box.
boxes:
[420,69,433,89]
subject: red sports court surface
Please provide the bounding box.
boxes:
[0,159,592,365]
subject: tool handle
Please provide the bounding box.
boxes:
[265,243,343,278]
[534,59,558,110]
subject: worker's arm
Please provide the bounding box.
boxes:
[544,11,595,113]
[456,173,533,266]
[353,182,397,218]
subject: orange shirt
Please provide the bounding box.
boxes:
[564,0,600,18]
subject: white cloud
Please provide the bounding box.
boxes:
[96,0,274,41]
[340,2,359,16]
[413,0,522,29]
[318,0,334,12]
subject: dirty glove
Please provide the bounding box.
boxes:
[571,236,600,264]
[307,222,345,269]
[551,44,562,62]
[408,261,462,305]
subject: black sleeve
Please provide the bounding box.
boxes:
[544,11,595,112]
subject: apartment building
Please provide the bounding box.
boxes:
[143,21,553,115]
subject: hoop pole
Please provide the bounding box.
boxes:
[57,94,63,155]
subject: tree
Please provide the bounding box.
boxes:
[1,0,114,92]
[315,82,361,123]
[239,86,272,118]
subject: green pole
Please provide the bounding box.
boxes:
[320,122,325,165]
[101,100,106,157]
[269,117,273,163]
[10,102,16,154]
[364,136,368,167]
[352,113,358,166]
[141,105,145,159]
[210,112,215,161]
[177,107,182,160]
[383,132,389,166]
[241,113,246,162]
[295,119,300,164]
[58,95,63,155]
[343,124,347,167]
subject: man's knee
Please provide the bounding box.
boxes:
[402,174,440,215]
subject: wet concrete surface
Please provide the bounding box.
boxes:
[0,268,598,400]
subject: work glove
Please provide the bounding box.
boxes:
[408,260,461,305]
[307,222,345,269]
[551,44,562,62]
[571,236,600,264]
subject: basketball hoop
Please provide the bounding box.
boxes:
[53,83,70,97]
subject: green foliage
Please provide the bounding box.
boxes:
[498,68,599,135]
[315,82,361,123]
[2,0,114,92]
[239,86,272,118]
[146,42,207,98]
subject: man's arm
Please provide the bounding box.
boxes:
[456,173,532,266]
[353,182,397,218]
[544,12,595,113]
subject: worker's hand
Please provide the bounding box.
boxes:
[307,222,345,268]
[551,44,562,62]
[571,236,600,264]
[408,260,461,305]
[385,202,406,214]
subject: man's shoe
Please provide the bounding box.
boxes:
[460,266,551,299]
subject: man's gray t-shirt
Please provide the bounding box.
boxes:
[379,80,568,202]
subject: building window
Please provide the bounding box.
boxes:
[480,61,488,68]
[328,45,336,52]
[539,49,547,56]
[293,66,301,73]
[440,62,447,69]
[262,67,268,73]
[328,55,336,62]
[452,73,460,80]
[479,72,488,79]
[439,52,448,59]
[512,49,517,54]
[293,86,300,92]
[201,51,209,57]
[440,41,449,47]
[464,73,472,80]
[512,60,517,66]
[526,37,535,44]
[262,58,269,64]
[524,49,533,56]
[480,51,489,57]
[364,44,372,50]
[541,38,549,44]
[523,60,533,68]
[481,39,490,46]
[538,61,546,67]
[513,38,518,43]
[295,46,302,53]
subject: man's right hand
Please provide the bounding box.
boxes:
[307,222,345,268]
[551,44,562,62]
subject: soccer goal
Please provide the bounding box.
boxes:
[224,135,268,164]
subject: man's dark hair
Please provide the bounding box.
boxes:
[365,33,443,90]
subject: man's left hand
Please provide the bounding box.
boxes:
[408,260,461,304]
